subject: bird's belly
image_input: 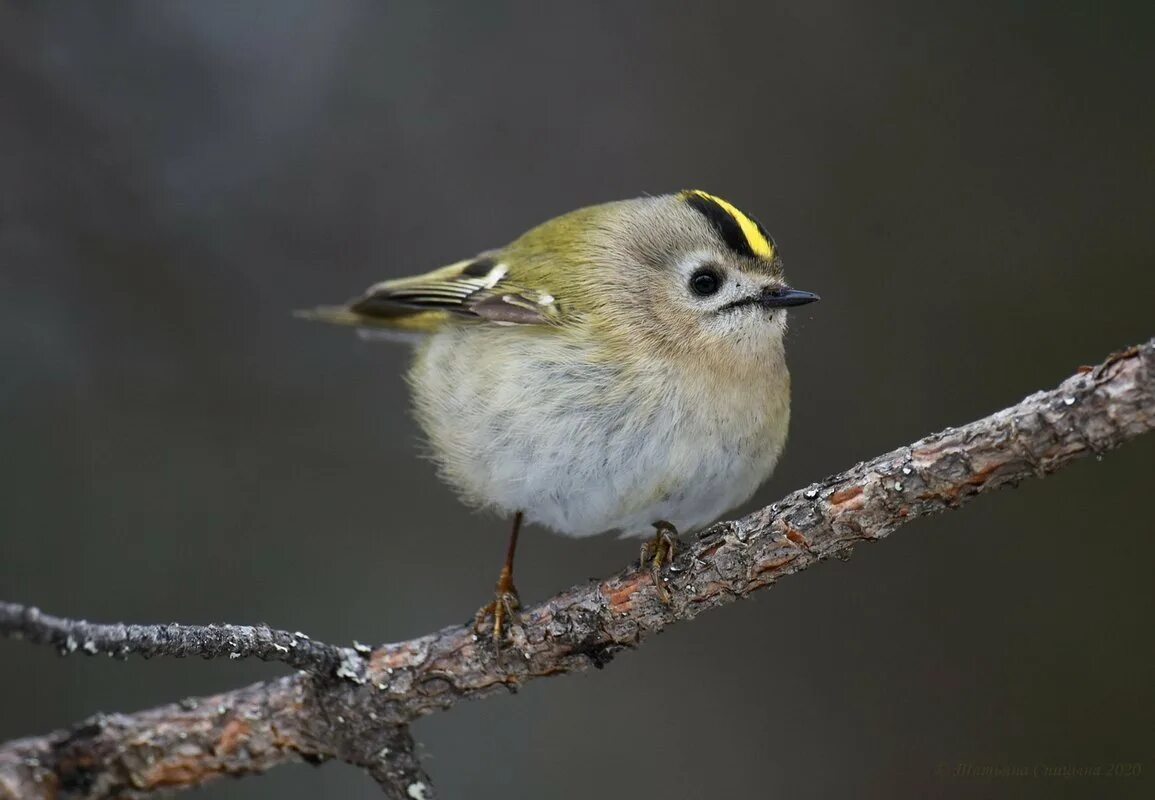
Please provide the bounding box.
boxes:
[410,328,789,538]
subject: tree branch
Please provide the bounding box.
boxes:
[0,604,361,676]
[2,338,1152,799]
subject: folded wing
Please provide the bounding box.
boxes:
[297,256,561,334]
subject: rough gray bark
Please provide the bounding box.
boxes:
[1,338,1152,799]
[0,604,356,674]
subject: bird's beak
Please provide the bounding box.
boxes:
[759,286,821,308]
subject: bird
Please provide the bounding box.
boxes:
[298,190,819,639]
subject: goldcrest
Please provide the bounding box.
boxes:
[300,190,819,637]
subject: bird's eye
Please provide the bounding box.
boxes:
[689,267,723,297]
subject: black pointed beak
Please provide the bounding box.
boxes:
[760,286,821,308]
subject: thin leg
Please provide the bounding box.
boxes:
[492,511,522,638]
[640,520,677,602]
[474,512,523,641]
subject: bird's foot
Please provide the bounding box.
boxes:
[640,520,678,602]
[473,581,521,643]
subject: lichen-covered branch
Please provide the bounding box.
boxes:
[1,338,1152,800]
[0,603,358,676]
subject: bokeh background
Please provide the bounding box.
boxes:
[2,2,1153,798]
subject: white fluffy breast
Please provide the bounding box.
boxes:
[408,325,791,538]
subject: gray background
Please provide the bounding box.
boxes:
[2,2,1153,798]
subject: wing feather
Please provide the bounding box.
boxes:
[297,256,561,334]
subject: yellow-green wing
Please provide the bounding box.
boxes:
[296,255,562,333]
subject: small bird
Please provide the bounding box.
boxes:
[299,190,818,638]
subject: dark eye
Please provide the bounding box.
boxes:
[689,267,723,297]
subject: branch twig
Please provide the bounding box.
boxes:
[2,338,1152,799]
[0,604,359,676]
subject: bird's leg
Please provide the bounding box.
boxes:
[473,511,523,642]
[640,520,678,602]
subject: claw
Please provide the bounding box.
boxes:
[473,584,521,643]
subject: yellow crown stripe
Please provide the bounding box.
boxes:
[689,191,774,259]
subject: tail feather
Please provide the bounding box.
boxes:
[294,304,447,337]
[293,305,371,327]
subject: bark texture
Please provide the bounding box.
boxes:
[2,338,1152,799]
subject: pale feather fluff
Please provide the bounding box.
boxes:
[409,320,790,537]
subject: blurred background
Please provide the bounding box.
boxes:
[1,2,1153,798]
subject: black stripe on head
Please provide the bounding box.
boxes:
[682,192,759,259]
